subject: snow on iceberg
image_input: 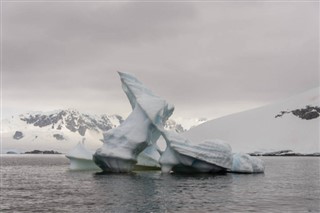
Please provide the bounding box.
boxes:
[65,141,100,170]
[231,153,264,173]
[93,72,174,172]
[159,130,233,173]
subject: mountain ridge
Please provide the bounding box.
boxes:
[1,109,207,153]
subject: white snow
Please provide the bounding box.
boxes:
[1,125,103,154]
[1,109,122,154]
[183,87,320,154]
[171,117,208,131]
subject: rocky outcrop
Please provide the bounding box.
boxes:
[164,119,185,133]
[24,150,61,154]
[249,150,320,156]
[53,134,64,141]
[13,131,24,140]
[275,105,320,120]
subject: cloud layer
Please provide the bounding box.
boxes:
[2,1,319,119]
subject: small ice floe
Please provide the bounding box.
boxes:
[230,152,265,174]
[65,140,100,170]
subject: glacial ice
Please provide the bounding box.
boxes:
[93,72,174,172]
[66,141,161,171]
[231,153,264,173]
[92,71,265,174]
[66,142,100,170]
[159,130,233,173]
[135,144,161,170]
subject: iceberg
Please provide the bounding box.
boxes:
[92,71,265,174]
[231,153,264,173]
[93,72,174,172]
[65,141,100,170]
[159,130,233,173]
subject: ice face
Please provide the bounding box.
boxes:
[65,142,100,170]
[231,153,265,173]
[93,72,174,172]
[159,130,233,173]
[136,144,161,169]
[250,156,265,173]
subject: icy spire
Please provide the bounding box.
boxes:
[93,72,174,172]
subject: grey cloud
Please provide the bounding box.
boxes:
[2,2,319,119]
[3,2,195,70]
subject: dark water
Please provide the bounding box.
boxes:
[1,155,319,212]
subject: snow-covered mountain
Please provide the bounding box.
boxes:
[5,88,316,155]
[1,109,204,153]
[164,117,207,133]
[2,109,122,153]
[183,87,320,154]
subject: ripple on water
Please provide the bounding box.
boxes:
[1,155,319,212]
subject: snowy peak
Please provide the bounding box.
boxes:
[164,119,185,133]
[2,109,126,153]
[18,109,124,136]
[8,109,199,136]
[3,109,205,139]
[165,117,208,133]
[2,109,207,153]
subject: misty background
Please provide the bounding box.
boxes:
[2,1,319,120]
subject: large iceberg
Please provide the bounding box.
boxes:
[93,72,174,172]
[159,130,233,173]
[92,71,265,174]
[231,153,265,173]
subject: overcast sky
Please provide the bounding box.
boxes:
[2,1,319,120]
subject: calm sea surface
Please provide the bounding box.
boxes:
[1,155,319,212]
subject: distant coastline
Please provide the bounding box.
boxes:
[248,150,320,157]
[4,149,320,157]
[6,150,62,155]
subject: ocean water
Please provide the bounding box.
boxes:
[1,155,319,212]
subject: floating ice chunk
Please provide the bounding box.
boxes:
[250,156,265,173]
[93,72,174,172]
[66,142,100,170]
[159,130,233,173]
[231,153,253,173]
[231,153,264,173]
